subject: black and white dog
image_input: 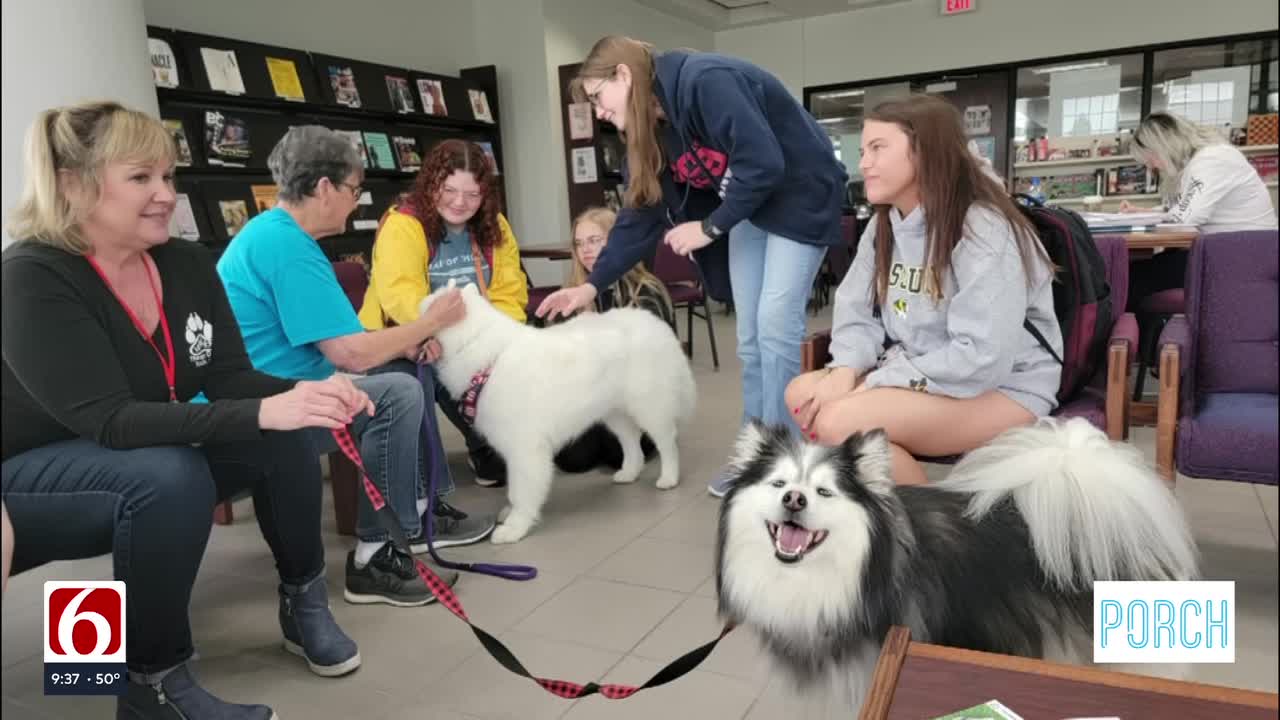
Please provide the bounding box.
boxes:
[716,418,1198,716]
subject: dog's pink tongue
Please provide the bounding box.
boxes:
[777,524,811,554]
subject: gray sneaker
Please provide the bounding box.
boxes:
[344,544,459,607]
[280,572,361,677]
[412,500,496,550]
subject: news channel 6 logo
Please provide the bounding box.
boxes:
[43,581,128,695]
[1093,581,1235,663]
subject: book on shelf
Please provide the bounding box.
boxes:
[251,184,279,213]
[169,194,200,241]
[204,111,251,166]
[1247,153,1278,183]
[328,65,362,108]
[164,119,193,167]
[477,141,500,175]
[219,200,250,237]
[265,57,305,102]
[568,102,593,140]
[386,76,414,114]
[392,136,421,172]
[417,79,447,116]
[149,38,179,88]
[334,130,369,168]
[201,47,245,95]
[469,89,494,123]
[363,132,396,170]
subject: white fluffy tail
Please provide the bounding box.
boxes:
[941,418,1198,591]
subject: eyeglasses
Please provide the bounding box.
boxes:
[337,181,363,199]
[573,234,606,251]
[583,74,614,108]
[441,186,483,204]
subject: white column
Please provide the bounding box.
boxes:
[1,0,156,247]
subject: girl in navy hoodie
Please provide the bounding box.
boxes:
[535,35,848,497]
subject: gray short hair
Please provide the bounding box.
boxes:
[267,125,362,202]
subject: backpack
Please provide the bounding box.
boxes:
[1015,195,1113,403]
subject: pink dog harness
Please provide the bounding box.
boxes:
[457,368,492,426]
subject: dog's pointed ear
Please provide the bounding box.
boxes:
[729,419,773,471]
[843,429,894,494]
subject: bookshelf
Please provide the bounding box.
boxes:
[557,62,626,224]
[148,26,505,264]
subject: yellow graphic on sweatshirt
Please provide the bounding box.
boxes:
[892,298,908,319]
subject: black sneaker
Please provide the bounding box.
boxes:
[411,500,496,550]
[468,445,507,487]
[343,544,458,607]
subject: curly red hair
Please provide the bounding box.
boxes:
[398,139,503,253]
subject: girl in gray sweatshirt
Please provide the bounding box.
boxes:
[829,203,1062,417]
[786,94,1063,486]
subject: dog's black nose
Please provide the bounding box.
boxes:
[782,490,807,512]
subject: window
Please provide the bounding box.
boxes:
[1061,94,1120,136]
[1152,38,1277,124]
[1015,53,1144,142]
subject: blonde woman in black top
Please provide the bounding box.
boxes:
[1,102,375,720]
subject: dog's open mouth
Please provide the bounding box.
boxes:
[766,520,828,563]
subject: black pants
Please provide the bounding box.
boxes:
[375,358,491,456]
[1127,249,1189,313]
[554,424,658,474]
[1127,249,1189,363]
[1,430,324,674]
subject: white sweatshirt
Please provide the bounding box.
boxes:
[1166,145,1277,234]
[829,204,1063,417]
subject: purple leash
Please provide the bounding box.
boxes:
[418,362,537,581]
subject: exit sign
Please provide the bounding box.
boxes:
[942,0,976,14]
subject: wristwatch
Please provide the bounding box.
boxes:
[701,217,726,241]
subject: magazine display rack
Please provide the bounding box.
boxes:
[149,27,504,262]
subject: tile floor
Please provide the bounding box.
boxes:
[3,308,1277,719]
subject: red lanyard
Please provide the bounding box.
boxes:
[86,254,177,402]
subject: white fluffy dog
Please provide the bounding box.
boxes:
[419,281,696,544]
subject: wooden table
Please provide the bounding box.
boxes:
[519,247,573,260]
[860,626,1278,720]
[1121,230,1198,250]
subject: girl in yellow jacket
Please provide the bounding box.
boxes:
[360,139,528,488]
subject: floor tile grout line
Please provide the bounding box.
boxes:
[1253,484,1279,544]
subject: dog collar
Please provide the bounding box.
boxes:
[458,367,492,426]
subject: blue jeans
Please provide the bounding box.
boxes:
[728,220,827,432]
[367,360,461,500]
[2,430,324,674]
[307,372,432,543]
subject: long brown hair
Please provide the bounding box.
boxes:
[398,139,503,253]
[569,206,673,317]
[571,36,664,208]
[867,95,1046,304]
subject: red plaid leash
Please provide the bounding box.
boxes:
[330,426,733,699]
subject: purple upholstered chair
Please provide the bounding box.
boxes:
[653,240,720,370]
[1156,230,1279,485]
[800,233,1139,450]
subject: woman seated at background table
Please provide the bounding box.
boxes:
[359,139,528,488]
[1120,111,1278,311]
[551,207,671,473]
